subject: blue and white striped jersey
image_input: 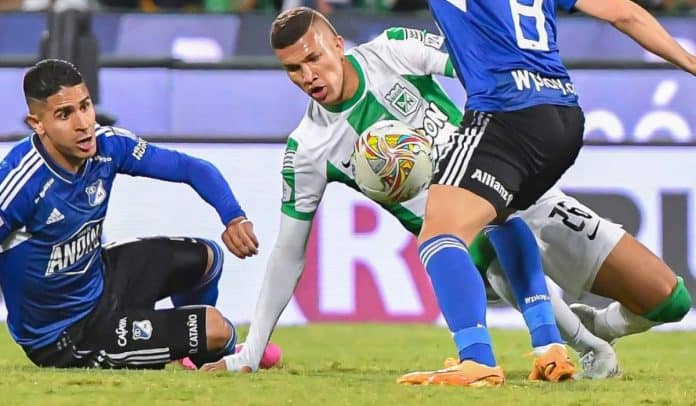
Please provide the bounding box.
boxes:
[0,126,244,350]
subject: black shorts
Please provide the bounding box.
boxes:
[25,237,212,369]
[432,104,585,213]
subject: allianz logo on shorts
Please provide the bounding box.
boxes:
[470,169,514,205]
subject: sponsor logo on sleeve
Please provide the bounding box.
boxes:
[34,178,55,204]
[132,138,149,160]
[404,28,424,42]
[424,33,444,49]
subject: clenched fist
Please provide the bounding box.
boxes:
[221,216,259,259]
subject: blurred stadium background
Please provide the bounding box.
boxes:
[0,1,695,334]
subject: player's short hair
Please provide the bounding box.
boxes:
[23,59,83,104]
[270,7,338,50]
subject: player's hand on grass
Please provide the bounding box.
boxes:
[222,216,259,259]
[199,359,228,372]
[200,355,254,373]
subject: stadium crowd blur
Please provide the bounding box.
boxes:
[0,0,694,14]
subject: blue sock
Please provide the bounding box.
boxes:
[171,239,224,307]
[419,234,496,367]
[486,217,562,348]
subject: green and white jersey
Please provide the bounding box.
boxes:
[281,27,461,234]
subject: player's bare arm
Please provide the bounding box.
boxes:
[575,0,696,75]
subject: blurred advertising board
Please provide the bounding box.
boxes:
[1,12,694,61]
[0,68,695,143]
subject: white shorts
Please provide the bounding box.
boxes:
[504,187,626,299]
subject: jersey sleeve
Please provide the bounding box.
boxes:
[376,27,455,78]
[228,214,311,371]
[0,159,36,242]
[0,212,11,242]
[280,135,327,221]
[104,126,245,225]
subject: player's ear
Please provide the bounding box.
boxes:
[25,114,44,136]
[335,35,345,55]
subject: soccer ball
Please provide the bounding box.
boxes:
[351,120,433,205]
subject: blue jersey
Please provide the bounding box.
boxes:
[429,0,579,111]
[0,126,245,350]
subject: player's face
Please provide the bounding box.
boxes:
[275,25,347,105]
[27,83,97,172]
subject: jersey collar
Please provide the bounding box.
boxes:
[323,54,366,113]
[31,133,90,183]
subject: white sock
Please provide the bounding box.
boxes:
[550,291,607,354]
[595,302,661,341]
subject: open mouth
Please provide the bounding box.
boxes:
[309,85,327,100]
[76,135,94,152]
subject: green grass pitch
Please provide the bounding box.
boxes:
[1,324,694,405]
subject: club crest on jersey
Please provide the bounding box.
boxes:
[386,83,419,117]
[132,320,153,341]
[85,179,107,206]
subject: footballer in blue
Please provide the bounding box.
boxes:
[0,59,259,369]
[402,0,696,386]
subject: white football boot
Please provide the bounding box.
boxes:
[576,342,621,379]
